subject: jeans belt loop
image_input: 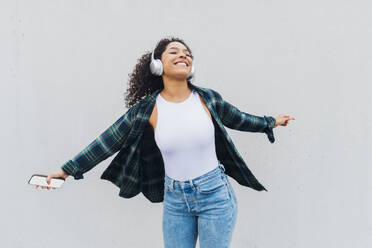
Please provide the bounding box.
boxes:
[188,179,196,190]
[170,178,174,191]
[219,162,225,172]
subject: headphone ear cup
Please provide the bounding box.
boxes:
[155,59,163,76]
[187,64,195,79]
[150,52,163,76]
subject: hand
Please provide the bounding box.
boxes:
[35,169,69,190]
[274,114,295,128]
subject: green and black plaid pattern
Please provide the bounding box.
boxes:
[61,83,276,203]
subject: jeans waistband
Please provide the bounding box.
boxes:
[164,161,225,191]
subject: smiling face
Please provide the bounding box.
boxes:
[160,41,193,80]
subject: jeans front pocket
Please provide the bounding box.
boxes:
[196,175,230,205]
[196,175,228,194]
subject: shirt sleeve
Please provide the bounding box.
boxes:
[60,107,134,179]
[212,90,276,143]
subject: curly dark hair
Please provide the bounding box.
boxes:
[124,36,195,108]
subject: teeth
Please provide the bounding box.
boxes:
[176,62,187,66]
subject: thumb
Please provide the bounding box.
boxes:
[46,175,51,185]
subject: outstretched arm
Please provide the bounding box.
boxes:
[212,90,277,143]
[60,107,134,179]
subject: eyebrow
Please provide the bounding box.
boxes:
[168,47,190,53]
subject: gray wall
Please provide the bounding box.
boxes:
[2,0,371,247]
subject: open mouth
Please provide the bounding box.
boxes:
[174,62,188,66]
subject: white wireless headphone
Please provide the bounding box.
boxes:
[150,49,195,80]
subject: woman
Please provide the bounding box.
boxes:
[38,36,295,247]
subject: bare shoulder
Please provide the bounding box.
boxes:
[149,102,157,132]
[197,94,212,121]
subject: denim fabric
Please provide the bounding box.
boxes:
[162,162,238,248]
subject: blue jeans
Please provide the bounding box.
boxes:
[162,162,238,248]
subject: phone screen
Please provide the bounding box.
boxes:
[28,174,65,188]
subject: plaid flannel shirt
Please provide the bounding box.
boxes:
[61,83,276,203]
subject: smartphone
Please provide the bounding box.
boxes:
[28,174,65,188]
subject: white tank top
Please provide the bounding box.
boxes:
[154,89,219,181]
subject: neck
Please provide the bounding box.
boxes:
[161,76,191,98]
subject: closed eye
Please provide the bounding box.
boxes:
[170,52,192,57]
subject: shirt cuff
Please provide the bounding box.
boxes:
[263,116,276,143]
[61,160,84,180]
